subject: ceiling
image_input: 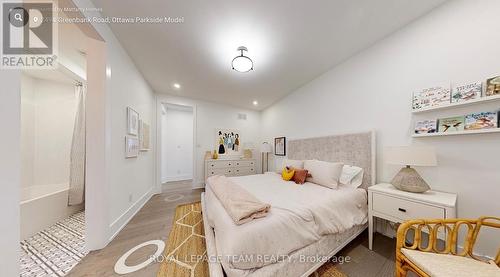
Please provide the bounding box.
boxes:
[91,0,446,110]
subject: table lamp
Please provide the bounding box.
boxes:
[385,146,437,193]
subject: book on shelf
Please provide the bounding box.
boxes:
[451,81,481,103]
[485,76,500,97]
[464,111,498,130]
[438,116,465,133]
[415,120,437,134]
[412,85,451,110]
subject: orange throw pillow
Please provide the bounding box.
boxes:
[292,168,309,184]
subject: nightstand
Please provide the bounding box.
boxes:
[368,183,457,250]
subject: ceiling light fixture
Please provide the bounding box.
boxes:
[232,46,253,73]
[173,83,181,89]
[252,100,258,106]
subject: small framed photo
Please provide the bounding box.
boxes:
[274,137,286,156]
[125,136,139,158]
[127,107,139,136]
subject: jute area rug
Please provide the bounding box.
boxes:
[157,202,346,277]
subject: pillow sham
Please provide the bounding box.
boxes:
[339,165,364,188]
[276,159,304,173]
[304,160,343,189]
[291,168,309,184]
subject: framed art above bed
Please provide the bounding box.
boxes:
[274,137,286,156]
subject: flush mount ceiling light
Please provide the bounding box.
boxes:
[232,46,253,73]
[173,83,181,89]
[252,100,258,106]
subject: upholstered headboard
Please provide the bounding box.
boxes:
[287,131,376,189]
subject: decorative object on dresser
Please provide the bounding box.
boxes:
[438,115,465,133]
[204,158,256,181]
[274,137,286,156]
[451,81,482,103]
[396,217,500,277]
[385,146,437,193]
[242,142,255,159]
[368,183,457,251]
[260,142,272,172]
[204,151,212,160]
[485,75,500,96]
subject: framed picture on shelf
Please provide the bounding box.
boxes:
[485,76,500,96]
[438,116,465,133]
[451,81,481,103]
[465,111,498,130]
[127,107,139,136]
[274,137,286,156]
[412,85,451,110]
[125,135,139,158]
[415,120,437,134]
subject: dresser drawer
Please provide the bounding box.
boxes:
[372,193,444,221]
[234,160,255,167]
[233,166,256,176]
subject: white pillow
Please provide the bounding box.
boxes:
[304,160,343,189]
[276,159,304,173]
[340,165,364,188]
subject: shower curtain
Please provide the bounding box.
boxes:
[68,84,86,206]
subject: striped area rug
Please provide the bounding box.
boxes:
[20,211,87,277]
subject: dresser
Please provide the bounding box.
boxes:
[368,183,457,250]
[204,159,257,181]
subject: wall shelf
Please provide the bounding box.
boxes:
[412,94,500,114]
[412,128,500,138]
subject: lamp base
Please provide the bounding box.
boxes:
[390,167,430,193]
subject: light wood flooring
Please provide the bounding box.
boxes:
[69,181,400,277]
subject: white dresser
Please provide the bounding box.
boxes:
[368,183,457,250]
[204,159,257,181]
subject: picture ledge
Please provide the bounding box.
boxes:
[412,128,500,137]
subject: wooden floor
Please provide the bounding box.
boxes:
[69,181,400,277]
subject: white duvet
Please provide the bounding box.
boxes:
[205,172,368,270]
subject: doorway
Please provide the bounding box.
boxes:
[161,103,195,191]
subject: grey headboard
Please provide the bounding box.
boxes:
[287,131,376,189]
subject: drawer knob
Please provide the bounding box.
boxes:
[211,164,214,167]
[398,208,407,213]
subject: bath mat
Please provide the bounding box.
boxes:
[157,202,346,277]
[20,211,87,277]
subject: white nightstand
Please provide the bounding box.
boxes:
[368,183,457,250]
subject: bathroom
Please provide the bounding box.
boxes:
[19,16,89,276]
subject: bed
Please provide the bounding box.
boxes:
[201,131,376,277]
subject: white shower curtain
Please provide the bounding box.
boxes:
[68,84,86,206]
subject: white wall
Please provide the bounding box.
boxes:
[157,95,261,188]
[74,0,157,245]
[0,71,22,276]
[261,0,500,257]
[20,75,77,188]
[162,105,194,182]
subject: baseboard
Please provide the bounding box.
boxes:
[163,175,192,183]
[108,187,153,242]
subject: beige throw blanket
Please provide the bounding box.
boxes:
[207,175,271,225]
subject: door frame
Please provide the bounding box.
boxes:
[155,98,198,193]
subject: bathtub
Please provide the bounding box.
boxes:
[21,183,84,240]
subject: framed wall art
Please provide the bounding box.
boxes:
[125,135,139,158]
[274,137,286,156]
[127,107,139,136]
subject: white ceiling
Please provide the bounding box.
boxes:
[91,0,446,110]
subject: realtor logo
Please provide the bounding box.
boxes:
[2,2,57,68]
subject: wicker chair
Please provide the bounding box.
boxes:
[396,217,500,277]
